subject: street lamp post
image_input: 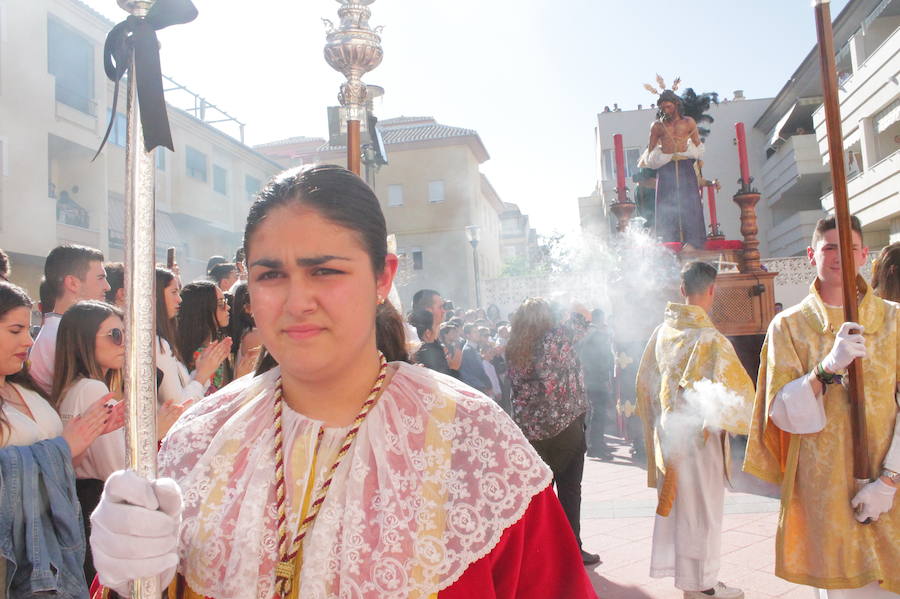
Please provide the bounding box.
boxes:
[465,225,481,308]
[324,0,383,176]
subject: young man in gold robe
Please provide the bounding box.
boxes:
[744,216,899,598]
[637,261,756,599]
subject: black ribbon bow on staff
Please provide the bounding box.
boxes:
[93,0,198,161]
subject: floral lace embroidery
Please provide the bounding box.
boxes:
[159,362,552,599]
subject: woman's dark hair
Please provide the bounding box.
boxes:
[228,281,255,358]
[176,281,222,370]
[408,309,436,341]
[51,300,122,409]
[872,242,900,303]
[0,282,45,442]
[155,267,182,361]
[244,165,408,372]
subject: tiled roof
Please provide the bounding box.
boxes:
[317,117,481,152]
[379,116,433,126]
[254,136,326,149]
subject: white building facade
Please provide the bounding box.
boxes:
[755,0,899,256]
[0,0,282,296]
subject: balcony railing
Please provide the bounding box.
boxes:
[56,196,90,229]
[813,26,899,155]
[820,149,899,218]
[761,134,828,206]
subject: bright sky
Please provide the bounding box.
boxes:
[83,0,850,235]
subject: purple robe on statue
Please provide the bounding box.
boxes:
[654,158,706,249]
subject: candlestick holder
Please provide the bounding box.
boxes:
[707,224,725,240]
[610,199,637,233]
[733,191,763,273]
[737,177,757,195]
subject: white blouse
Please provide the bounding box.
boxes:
[58,378,125,481]
[156,336,207,406]
[0,383,63,448]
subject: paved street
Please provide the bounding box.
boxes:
[579,435,816,599]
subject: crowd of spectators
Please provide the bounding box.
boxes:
[0,243,258,594]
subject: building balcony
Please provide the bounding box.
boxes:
[821,149,900,227]
[766,209,823,257]
[813,26,899,159]
[56,222,101,249]
[761,134,829,209]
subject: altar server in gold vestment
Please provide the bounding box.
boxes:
[744,216,900,598]
[637,261,756,599]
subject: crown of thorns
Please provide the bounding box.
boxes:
[643,74,681,98]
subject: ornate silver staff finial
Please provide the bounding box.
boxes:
[323,0,383,120]
[324,0,383,169]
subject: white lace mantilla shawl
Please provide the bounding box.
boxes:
[158,362,552,599]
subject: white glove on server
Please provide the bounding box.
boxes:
[851,478,896,522]
[90,469,183,596]
[820,322,866,374]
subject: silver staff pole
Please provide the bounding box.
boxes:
[119,1,160,596]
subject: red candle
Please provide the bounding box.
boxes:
[707,184,718,229]
[613,133,627,202]
[735,122,751,186]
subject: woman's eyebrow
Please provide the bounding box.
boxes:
[249,255,351,268]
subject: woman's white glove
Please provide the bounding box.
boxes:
[850,478,896,522]
[90,470,182,596]
[820,322,866,374]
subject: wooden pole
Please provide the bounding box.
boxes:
[347,119,361,175]
[813,0,870,484]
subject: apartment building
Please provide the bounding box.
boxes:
[755,0,899,256]
[0,0,282,296]
[257,116,507,310]
[499,202,539,270]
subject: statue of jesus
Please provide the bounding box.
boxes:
[640,89,707,250]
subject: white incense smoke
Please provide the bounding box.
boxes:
[659,378,749,460]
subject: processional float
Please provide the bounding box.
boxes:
[608,120,777,376]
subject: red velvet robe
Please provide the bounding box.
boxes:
[91,486,598,599]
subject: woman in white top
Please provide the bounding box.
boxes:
[0,282,124,595]
[155,267,231,405]
[52,300,184,583]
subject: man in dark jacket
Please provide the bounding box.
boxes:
[459,324,492,393]
[579,309,615,459]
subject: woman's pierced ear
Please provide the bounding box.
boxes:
[376,295,385,305]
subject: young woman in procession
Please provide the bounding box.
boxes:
[506,298,601,566]
[89,165,597,599]
[176,281,235,396]
[155,268,230,405]
[0,283,124,597]
[53,301,187,584]
[227,281,263,377]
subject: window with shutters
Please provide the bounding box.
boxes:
[186,146,207,182]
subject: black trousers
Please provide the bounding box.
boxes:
[529,415,586,545]
[586,387,610,452]
[76,478,104,585]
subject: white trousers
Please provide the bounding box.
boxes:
[813,583,900,598]
[649,434,725,591]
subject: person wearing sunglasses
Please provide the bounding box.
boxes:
[0,283,125,598]
[51,300,186,584]
[176,281,233,396]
